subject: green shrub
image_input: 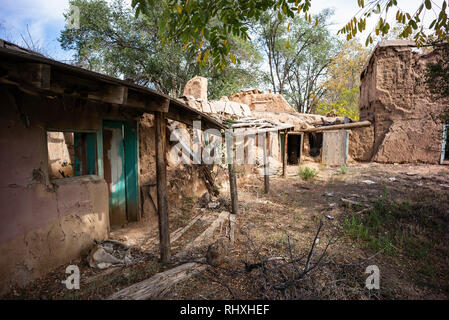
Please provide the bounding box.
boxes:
[339,165,348,174]
[298,167,318,181]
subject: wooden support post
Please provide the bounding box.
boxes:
[227,132,238,214]
[283,131,288,177]
[228,163,238,214]
[263,132,270,193]
[155,112,170,263]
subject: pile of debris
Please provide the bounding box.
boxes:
[87,240,133,269]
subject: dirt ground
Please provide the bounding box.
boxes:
[4,162,449,300]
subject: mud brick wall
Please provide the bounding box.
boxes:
[351,43,446,164]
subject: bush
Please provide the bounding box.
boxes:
[298,167,318,181]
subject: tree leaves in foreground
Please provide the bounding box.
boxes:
[132,0,449,69]
[132,0,313,69]
[339,0,448,47]
[59,0,262,98]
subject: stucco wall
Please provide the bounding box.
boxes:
[351,44,445,163]
[0,87,110,294]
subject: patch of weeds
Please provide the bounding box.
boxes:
[405,239,430,259]
[182,196,196,209]
[417,261,436,279]
[343,197,396,254]
[344,213,395,254]
[294,214,302,222]
[339,165,348,175]
[299,167,318,181]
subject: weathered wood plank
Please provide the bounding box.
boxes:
[283,132,288,177]
[155,112,170,263]
[108,262,206,300]
[301,121,371,132]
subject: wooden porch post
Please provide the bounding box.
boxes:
[227,131,238,214]
[155,111,170,263]
[263,132,270,193]
[283,131,288,177]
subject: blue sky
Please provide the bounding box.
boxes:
[0,0,441,62]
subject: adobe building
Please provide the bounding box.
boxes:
[0,40,225,294]
[350,40,448,164]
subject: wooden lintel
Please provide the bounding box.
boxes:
[88,85,128,105]
[166,108,201,125]
[20,63,51,89]
[0,60,51,90]
[127,91,169,112]
[301,121,371,132]
[146,97,169,113]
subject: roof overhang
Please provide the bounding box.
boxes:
[0,43,225,131]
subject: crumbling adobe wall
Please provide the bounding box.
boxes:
[229,89,297,113]
[351,43,445,163]
[183,76,208,101]
[138,114,218,226]
[0,88,109,295]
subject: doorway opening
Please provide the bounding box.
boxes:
[308,132,323,157]
[287,134,303,164]
[102,120,139,226]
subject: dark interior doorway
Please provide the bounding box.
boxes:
[308,132,323,157]
[287,134,303,164]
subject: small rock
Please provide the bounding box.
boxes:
[208,201,219,209]
[198,192,211,208]
[206,238,229,267]
[362,179,376,185]
[326,215,334,220]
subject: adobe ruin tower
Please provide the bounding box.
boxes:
[183,76,208,101]
[350,41,447,164]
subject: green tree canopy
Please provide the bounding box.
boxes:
[132,0,449,68]
[59,0,262,98]
[255,9,337,112]
[315,39,371,119]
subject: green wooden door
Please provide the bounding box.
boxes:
[103,121,127,226]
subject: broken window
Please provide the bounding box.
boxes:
[47,131,97,179]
